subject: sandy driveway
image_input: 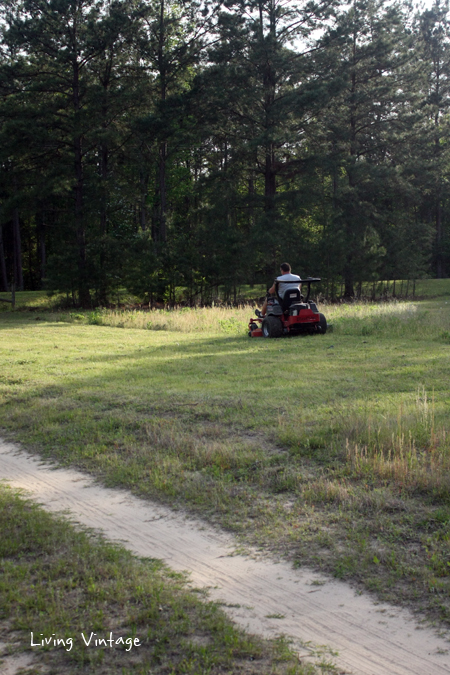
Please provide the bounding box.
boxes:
[1,439,449,675]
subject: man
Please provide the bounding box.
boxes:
[256,263,301,317]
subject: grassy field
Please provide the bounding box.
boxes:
[0,486,314,675]
[1,291,450,629]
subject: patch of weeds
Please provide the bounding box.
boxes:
[87,311,103,325]
[342,387,450,500]
[218,317,245,334]
[69,312,85,321]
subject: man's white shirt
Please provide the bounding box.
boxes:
[276,273,301,299]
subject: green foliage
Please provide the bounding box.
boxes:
[1,0,450,303]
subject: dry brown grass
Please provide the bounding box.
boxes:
[78,306,253,333]
[344,388,450,497]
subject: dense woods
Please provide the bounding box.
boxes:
[0,0,449,305]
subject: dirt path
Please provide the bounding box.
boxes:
[1,439,449,675]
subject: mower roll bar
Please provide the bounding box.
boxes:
[274,277,321,304]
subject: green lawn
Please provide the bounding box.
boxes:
[1,295,450,626]
[0,486,311,675]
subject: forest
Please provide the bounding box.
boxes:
[0,0,449,305]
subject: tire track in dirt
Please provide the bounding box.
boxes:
[1,439,449,675]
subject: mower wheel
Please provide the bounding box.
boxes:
[262,315,283,338]
[317,313,327,334]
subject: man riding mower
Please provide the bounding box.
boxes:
[248,264,327,338]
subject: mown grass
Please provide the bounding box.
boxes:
[1,296,450,626]
[0,485,319,675]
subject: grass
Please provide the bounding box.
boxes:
[60,305,252,333]
[2,276,450,315]
[359,277,450,299]
[0,485,319,675]
[1,294,450,627]
[4,294,449,336]
[0,289,141,311]
[0,290,64,310]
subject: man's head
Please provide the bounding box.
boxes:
[280,262,291,275]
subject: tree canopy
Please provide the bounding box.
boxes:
[0,0,449,304]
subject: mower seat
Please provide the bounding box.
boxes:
[281,288,302,313]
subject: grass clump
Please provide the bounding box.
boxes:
[0,485,318,674]
[285,385,450,499]
[66,306,251,334]
[323,300,450,340]
[345,414,450,501]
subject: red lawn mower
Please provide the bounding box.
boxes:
[248,277,327,338]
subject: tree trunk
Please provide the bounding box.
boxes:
[100,143,108,236]
[156,0,167,243]
[13,207,24,291]
[27,228,35,290]
[74,135,89,305]
[433,50,446,278]
[264,143,276,210]
[343,29,357,299]
[0,224,7,291]
[36,207,46,285]
[158,142,167,242]
[73,59,90,306]
[435,198,446,278]
[97,54,114,306]
[97,141,109,305]
[259,0,277,213]
[344,270,354,299]
[139,169,149,231]
[40,220,46,283]
[263,64,276,211]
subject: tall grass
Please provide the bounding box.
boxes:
[50,299,450,340]
[344,388,450,498]
[64,306,252,334]
[324,300,450,339]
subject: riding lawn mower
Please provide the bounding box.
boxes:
[248,277,327,338]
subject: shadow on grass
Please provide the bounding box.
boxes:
[0,312,67,327]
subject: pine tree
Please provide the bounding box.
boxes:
[1,0,150,304]
[414,0,450,278]
[319,0,412,296]
[188,0,338,285]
